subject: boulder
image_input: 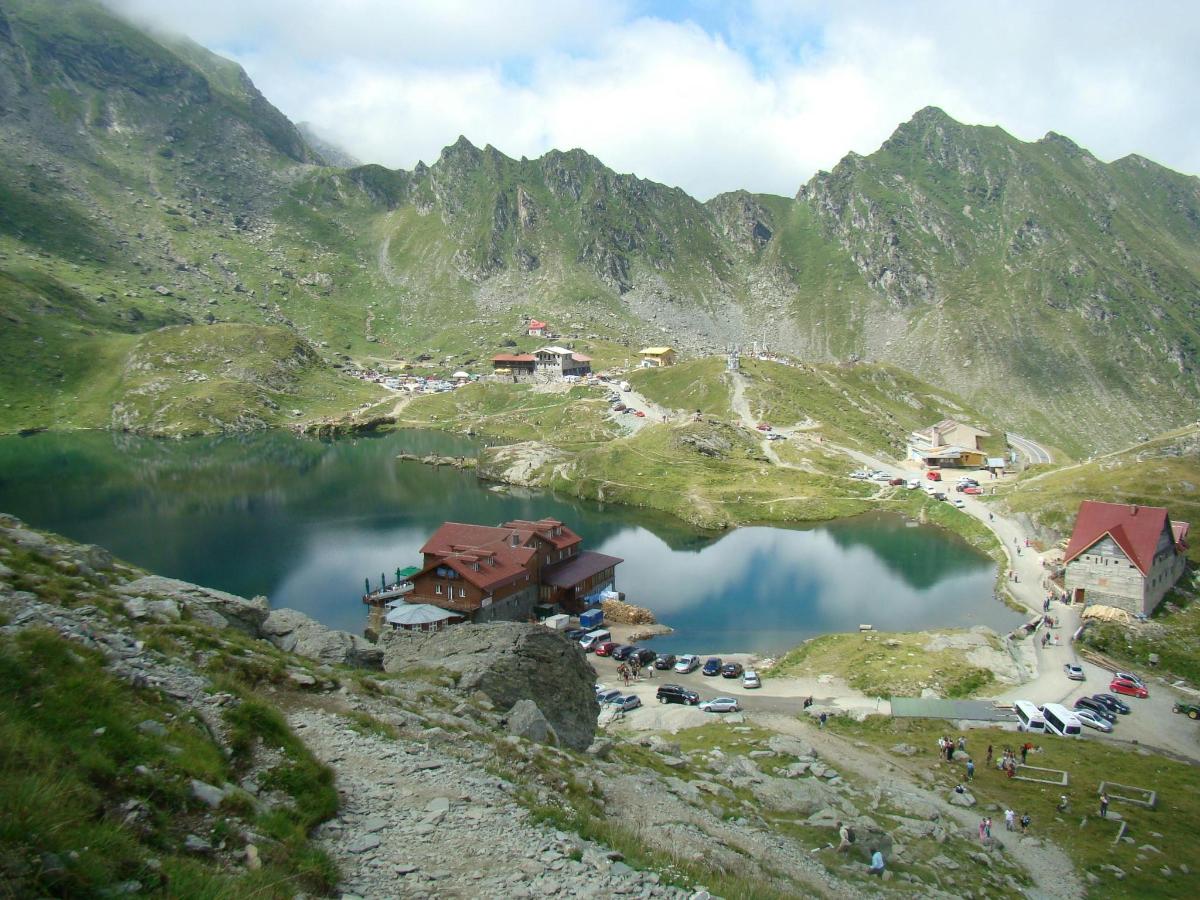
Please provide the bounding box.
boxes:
[506,698,558,745]
[260,608,382,669]
[768,734,815,758]
[381,622,599,750]
[750,776,837,814]
[949,789,977,807]
[116,576,268,635]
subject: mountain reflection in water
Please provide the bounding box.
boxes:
[0,430,1020,652]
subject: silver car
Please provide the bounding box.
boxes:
[699,697,741,713]
[1074,708,1113,733]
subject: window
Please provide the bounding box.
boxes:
[435,584,443,595]
[458,587,466,598]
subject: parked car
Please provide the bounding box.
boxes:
[926,471,942,481]
[1074,708,1113,733]
[610,644,636,661]
[674,654,700,674]
[1064,663,1086,681]
[635,410,646,418]
[963,486,983,495]
[742,670,761,689]
[565,628,589,641]
[612,403,626,412]
[907,479,921,489]
[699,697,741,713]
[767,433,785,441]
[596,689,622,704]
[656,684,700,705]
[1073,697,1116,723]
[952,498,966,508]
[1092,693,1131,715]
[933,492,947,501]
[630,647,657,666]
[721,662,745,679]
[1110,676,1148,698]
[888,477,905,486]
[1172,702,1200,719]
[613,695,642,712]
[757,423,772,431]
[850,471,870,480]
[594,683,607,696]
[594,641,618,657]
[654,653,678,670]
[1113,671,1146,687]
[702,657,723,676]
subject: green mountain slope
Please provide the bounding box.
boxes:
[1,1,1199,454]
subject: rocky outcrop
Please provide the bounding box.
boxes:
[115,575,268,635]
[260,608,383,669]
[380,622,599,750]
[504,698,558,745]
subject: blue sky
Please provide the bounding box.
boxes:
[105,1,1200,198]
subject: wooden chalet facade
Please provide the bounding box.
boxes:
[396,518,622,623]
[491,353,537,381]
[1064,501,1190,616]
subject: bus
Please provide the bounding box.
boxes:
[1013,700,1045,733]
[1041,703,1083,737]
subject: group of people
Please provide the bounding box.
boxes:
[832,822,887,877]
[616,661,651,684]
[994,741,1035,776]
[1002,808,1032,833]
[936,734,967,761]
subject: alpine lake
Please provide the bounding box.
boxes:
[0,429,1023,654]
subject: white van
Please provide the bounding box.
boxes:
[620,381,632,392]
[1042,702,1083,737]
[579,629,611,652]
[1013,700,1045,733]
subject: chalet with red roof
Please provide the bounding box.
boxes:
[1063,501,1190,615]
[383,518,621,625]
[527,319,549,337]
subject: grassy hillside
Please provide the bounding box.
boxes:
[628,357,734,418]
[739,358,1002,458]
[999,424,1200,562]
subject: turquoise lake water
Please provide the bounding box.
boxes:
[0,430,1022,653]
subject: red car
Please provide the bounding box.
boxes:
[635,410,646,418]
[757,423,772,431]
[963,486,983,495]
[926,470,942,481]
[888,477,905,486]
[1109,677,1148,699]
[594,641,618,657]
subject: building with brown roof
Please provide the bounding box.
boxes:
[491,353,537,381]
[371,518,622,627]
[1064,501,1190,615]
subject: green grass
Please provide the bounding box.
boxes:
[771,631,998,698]
[539,419,876,529]
[629,358,734,418]
[825,714,1200,899]
[0,627,334,897]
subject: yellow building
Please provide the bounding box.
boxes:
[639,346,676,367]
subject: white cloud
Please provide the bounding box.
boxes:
[102,1,1200,198]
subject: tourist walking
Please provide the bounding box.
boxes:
[986,744,993,768]
[978,819,987,842]
[1100,793,1109,818]
[1020,812,1031,834]
[867,847,885,877]
[966,758,975,780]
[836,821,851,852]
[1004,808,1015,832]
[984,817,992,840]
[819,711,827,729]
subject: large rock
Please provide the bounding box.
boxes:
[749,775,838,815]
[505,698,558,745]
[116,576,268,635]
[381,622,599,750]
[260,608,382,669]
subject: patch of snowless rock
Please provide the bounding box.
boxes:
[381,622,600,751]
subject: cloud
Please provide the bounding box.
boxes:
[102,1,1200,198]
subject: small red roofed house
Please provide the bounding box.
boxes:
[1063,501,1189,615]
[527,319,549,337]
[393,518,622,624]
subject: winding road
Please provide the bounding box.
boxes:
[1006,431,1053,466]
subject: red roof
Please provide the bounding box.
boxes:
[419,522,537,592]
[1063,501,1187,575]
[492,354,536,364]
[502,518,581,551]
[528,320,547,329]
[571,354,592,363]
